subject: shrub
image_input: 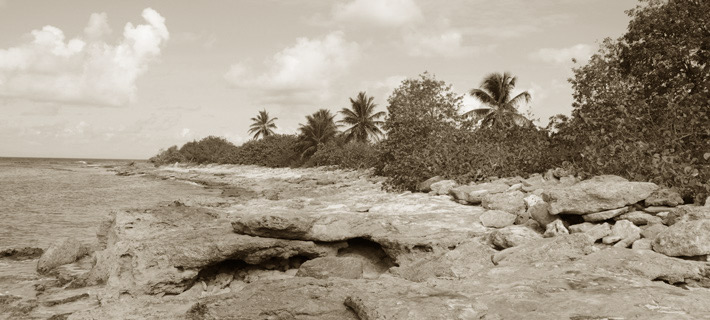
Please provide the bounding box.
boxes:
[178,136,239,164]
[149,145,185,165]
[229,134,300,168]
[307,138,380,169]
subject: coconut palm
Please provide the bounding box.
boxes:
[466,72,531,128]
[248,109,278,139]
[339,92,386,143]
[297,109,338,158]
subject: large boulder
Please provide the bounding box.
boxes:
[524,194,556,226]
[653,219,710,257]
[489,225,542,249]
[37,238,89,274]
[542,175,658,215]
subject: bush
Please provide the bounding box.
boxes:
[551,0,710,200]
[149,145,185,165]
[178,136,239,164]
[229,134,301,168]
[307,138,380,169]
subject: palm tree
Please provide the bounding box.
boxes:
[297,109,338,158]
[465,72,531,128]
[339,92,386,143]
[248,109,278,139]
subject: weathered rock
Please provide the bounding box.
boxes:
[0,247,43,260]
[542,175,658,215]
[461,182,510,204]
[615,211,663,225]
[296,256,363,279]
[568,222,595,234]
[582,207,629,222]
[653,219,710,257]
[492,233,595,265]
[644,187,684,207]
[429,180,458,195]
[640,223,668,240]
[37,238,89,274]
[584,222,612,242]
[417,176,444,192]
[479,210,516,228]
[643,206,674,214]
[490,225,542,249]
[390,241,495,281]
[607,220,641,248]
[632,239,653,250]
[602,236,622,244]
[448,185,478,202]
[482,190,526,216]
[665,205,710,226]
[524,194,556,226]
[543,219,569,238]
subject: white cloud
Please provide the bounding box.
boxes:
[225,31,360,104]
[404,29,490,58]
[0,8,169,106]
[529,44,593,64]
[333,0,422,27]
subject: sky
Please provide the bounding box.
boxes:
[0,0,639,159]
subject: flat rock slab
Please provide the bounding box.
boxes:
[653,219,710,257]
[543,175,658,215]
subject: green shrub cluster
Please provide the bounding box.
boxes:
[229,134,301,168]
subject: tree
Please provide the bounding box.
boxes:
[339,92,386,143]
[553,0,710,198]
[297,109,338,158]
[466,72,531,128]
[248,109,278,140]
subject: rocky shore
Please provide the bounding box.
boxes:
[3,164,710,319]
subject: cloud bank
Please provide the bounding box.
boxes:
[529,44,593,64]
[0,8,169,106]
[333,0,422,27]
[225,31,360,104]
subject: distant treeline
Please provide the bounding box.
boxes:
[151,0,709,200]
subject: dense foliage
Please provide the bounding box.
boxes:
[297,109,339,158]
[339,92,386,143]
[551,0,710,199]
[466,72,532,128]
[230,134,301,167]
[306,137,380,169]
[176,136,239,164]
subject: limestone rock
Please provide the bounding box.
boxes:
[417,176,444,192]
[430,180,458,195]
[653,219,710,257]
[296,256,363,279]
[568,222,595,234]
[542,175,658,215]
[492,233,595,265]
[524,194,556,226]
[390,241,495,281]
[643,206,674,214]
[37,238,89,274]
[480,210,516,228]
[632,239,653,250]
[464,182,512,204]
[665,205,710,226]
[490,225,542,249]
[582,207,629,222]
[482,190,526,216]
[615,211,663,225]
[584,222,612,242]
[640,223,668,240]
[644,188,684,207]
[608,220,641,248]
[448,185,478,202]
[543,219,569,238]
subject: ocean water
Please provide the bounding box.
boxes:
[0,157,213,250]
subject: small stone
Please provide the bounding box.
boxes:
[543,219,569,238]
[643,206,674,214]
[585,223,612,242]
[568,222,595,234]
[430,180,458,196]
[449,185,477,202]
[417,176,444,192]
[582,207,629,222]
[640,223,668,240]
[37,238,89,274]
[644,188,683,207]
[480,210,517,228]
[631,239,653,250]
[524,194,556,227]
[489,225,543,249]
[602,236,622,245]
[615,211,662,225]
[296,256,363,279]
[507,183,523,192]
[482,191,526,216]
[609,220,641,248]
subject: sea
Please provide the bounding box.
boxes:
[0,157,208,250]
